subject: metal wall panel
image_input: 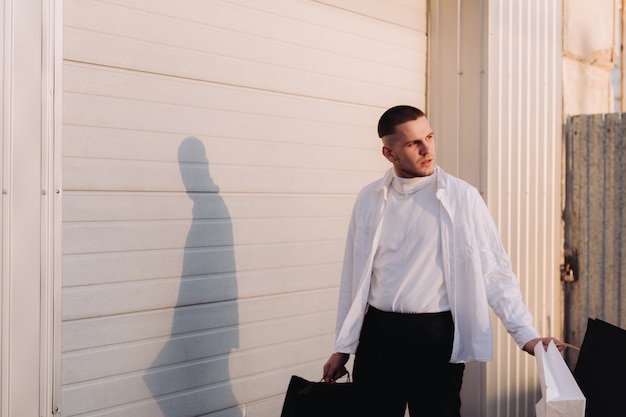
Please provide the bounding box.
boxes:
[0,0,61,415]
[485,1,562,416]
[563,113,626,369]
[430,0,562,415]
[428,3,488,415]
[428,0,486,188]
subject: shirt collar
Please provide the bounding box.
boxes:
[378,165,445,197]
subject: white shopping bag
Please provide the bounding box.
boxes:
[535,340,586,417]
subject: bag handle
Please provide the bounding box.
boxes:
[321,371,351,383]
[556,341,580,351]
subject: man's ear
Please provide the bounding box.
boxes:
[382,146,396,163]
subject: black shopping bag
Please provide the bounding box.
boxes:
[280,375,357,417]
[573,318,626,417]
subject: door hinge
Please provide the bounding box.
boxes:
[560,249,579,283]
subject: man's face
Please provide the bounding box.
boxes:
[381,117,435,178]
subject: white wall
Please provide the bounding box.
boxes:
[429,1,563,416]
[0,0,60,416]
[61,0,427,415]
[485,1,563,416]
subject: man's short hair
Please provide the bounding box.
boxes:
[377,105,425,138]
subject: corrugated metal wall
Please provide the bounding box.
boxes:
[61,0,427,416]
[485,1,562,416]
[563,113,626,369]
[430,1,563,416]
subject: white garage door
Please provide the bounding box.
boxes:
[61,1,427,415]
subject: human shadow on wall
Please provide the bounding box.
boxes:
[144,137,241,416]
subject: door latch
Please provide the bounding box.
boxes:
[560,248,578,283]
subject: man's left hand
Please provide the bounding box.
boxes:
[522,337,567,355]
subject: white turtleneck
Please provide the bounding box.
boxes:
[368,172,450,313]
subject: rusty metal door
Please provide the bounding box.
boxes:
[563,113,626,368]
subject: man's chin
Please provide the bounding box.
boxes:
[418,167,435,177]
[395,165,435,178]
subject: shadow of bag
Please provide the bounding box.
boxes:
[280,375,357,417]
[573,318,626,417]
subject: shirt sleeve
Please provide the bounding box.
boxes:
[471,190,541,349]
[335,206,357,339]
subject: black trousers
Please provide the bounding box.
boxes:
[353,307,465,417]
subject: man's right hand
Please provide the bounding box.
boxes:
[322,352,350,383]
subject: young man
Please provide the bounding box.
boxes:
[323,105,561,416]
